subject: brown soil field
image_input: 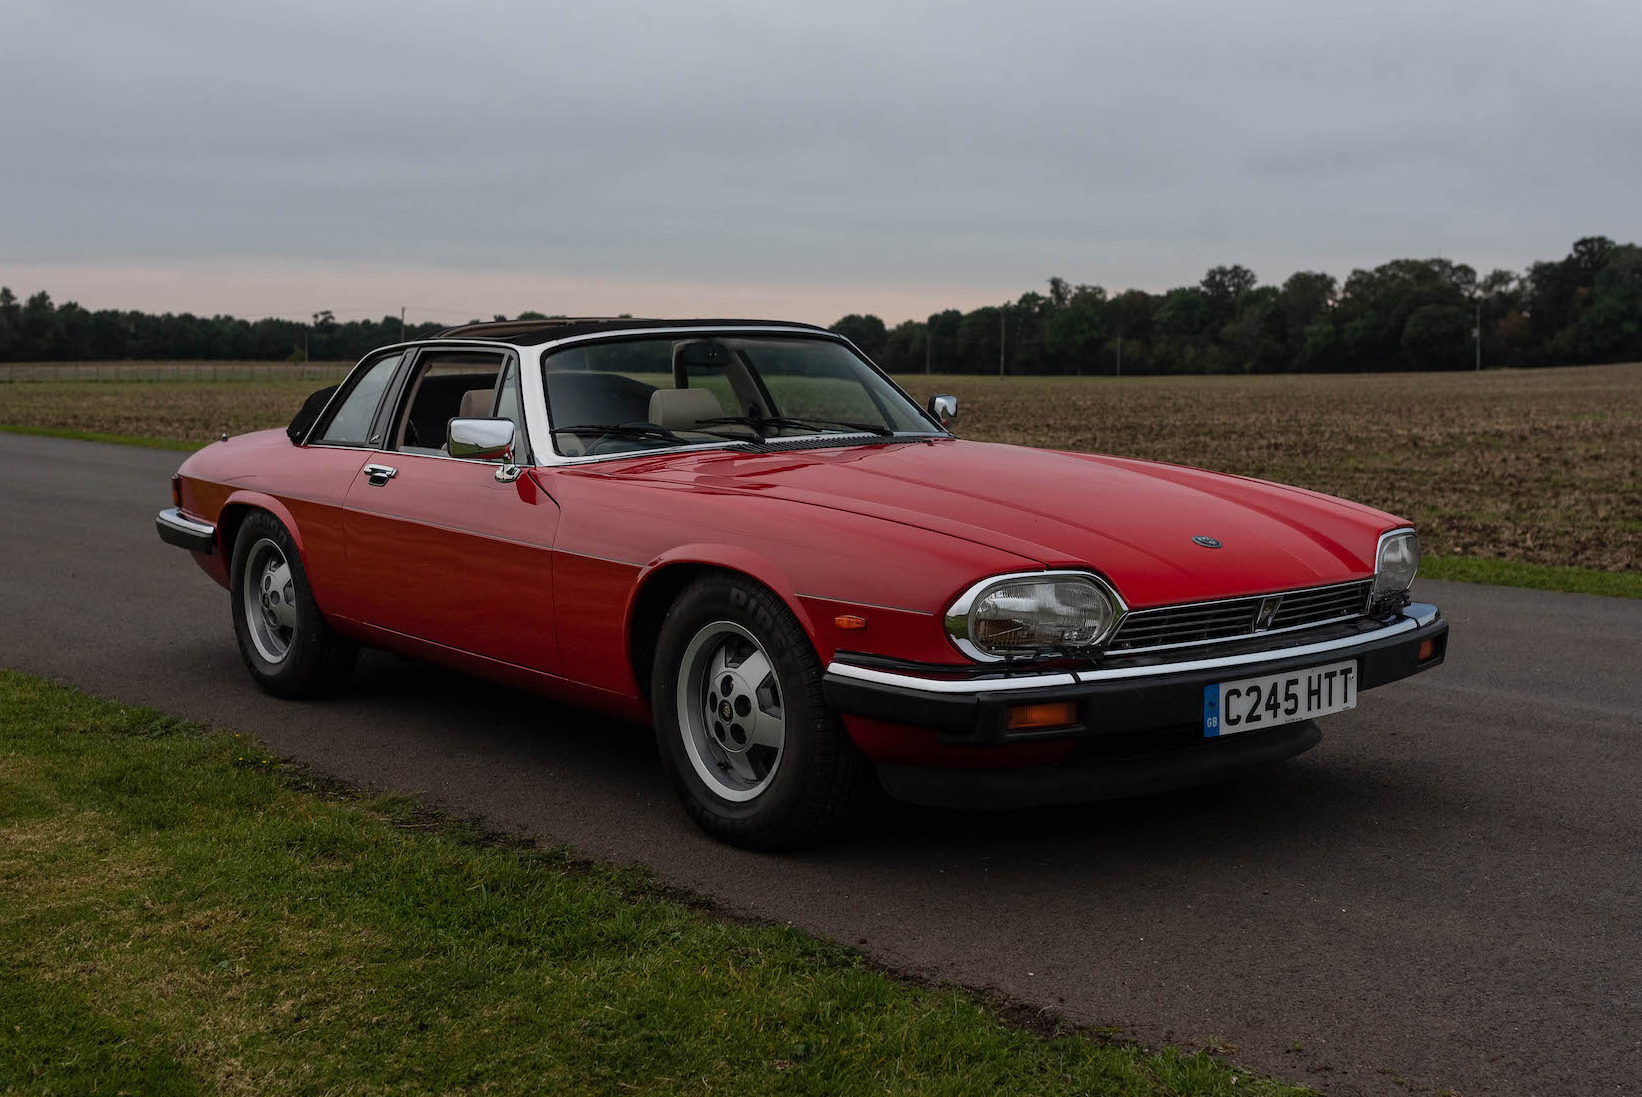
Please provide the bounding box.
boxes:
[2,362,1637,571]
[898,364,1642,572]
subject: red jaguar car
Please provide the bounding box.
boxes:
[157,318,1447,848]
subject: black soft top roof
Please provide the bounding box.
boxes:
[435,317,835,346]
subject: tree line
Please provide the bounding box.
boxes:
[831,236,1642,375]
[2,236,1638,373]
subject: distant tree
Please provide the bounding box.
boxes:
[829,313,888,358]
[1572,245,1642,360]
[1401,304,1471,370]
[1045,284,1107,374]
[1154,287,1211,337]
[1280,271,1337,365]
[0,287,17,360]
[1200,264,1258,326]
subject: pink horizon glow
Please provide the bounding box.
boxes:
[0,261,1031,330]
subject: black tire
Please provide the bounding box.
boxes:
[651,572,873,850]
[229,510,358,698]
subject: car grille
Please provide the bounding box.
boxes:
[1108,578,1373,653]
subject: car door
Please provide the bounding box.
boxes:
[342,348,561,673]
[292,349,410,620]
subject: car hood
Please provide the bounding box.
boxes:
[605,438,1404,608]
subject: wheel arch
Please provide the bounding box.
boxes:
[625,546,819,700]
[218,491,309,570]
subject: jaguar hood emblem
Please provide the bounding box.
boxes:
[1192,535,1223,549]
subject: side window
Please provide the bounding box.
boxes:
[390,351,506,454]
[493,359,531,461]
[314,354,402,447]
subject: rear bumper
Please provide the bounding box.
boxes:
[155,507,217,554]
[824,603,1447,803]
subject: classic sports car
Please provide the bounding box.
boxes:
[156,318,1447,848]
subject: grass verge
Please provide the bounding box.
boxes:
[0,422,200,452]
[0,670,1306,1097]
[1420,555,1642,599]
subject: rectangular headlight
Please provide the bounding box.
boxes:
[1373,529,1421,600]
[946,572,1121,661]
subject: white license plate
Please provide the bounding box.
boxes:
[1203,659,1358,737]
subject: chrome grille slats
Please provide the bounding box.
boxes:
[1109,579,1372,653]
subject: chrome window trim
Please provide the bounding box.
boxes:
[828,605,1435,695]
[300,339,526,451]
[944,569,1130,663]
[528,326,946,468]
[299,348,408,448]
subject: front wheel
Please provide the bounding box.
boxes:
[229,510,358,698]
[651,573,872,850]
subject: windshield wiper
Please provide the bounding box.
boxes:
[550,423,764,447]
[696,415,894,438]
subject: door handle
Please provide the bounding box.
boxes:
[363,463,398,485]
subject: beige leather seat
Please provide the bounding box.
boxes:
[648,387,724,431]
[458,388,493,419]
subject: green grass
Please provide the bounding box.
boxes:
[0,670,1307,1097]
[1420,555,1642,599]
[0,422,200,451]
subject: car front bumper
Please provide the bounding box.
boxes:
[823,602,1448,804]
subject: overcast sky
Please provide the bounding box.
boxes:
[2,0,1638,326]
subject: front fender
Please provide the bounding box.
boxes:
[630,542,819,641]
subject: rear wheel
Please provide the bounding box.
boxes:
[230,510,357,698]
[651,573,872,850]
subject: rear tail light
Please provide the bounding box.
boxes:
[171,475,182,509]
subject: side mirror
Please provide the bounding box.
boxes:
[447,418,521,482]
[927,394,957,430]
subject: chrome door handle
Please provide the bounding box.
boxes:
[363,463,398,485]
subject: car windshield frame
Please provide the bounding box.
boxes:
[534,326,948,464]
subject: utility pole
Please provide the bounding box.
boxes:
[924,315,932,374]
[400,306,407,343]
[998,303,1006,377]
[1115,328,1123,377]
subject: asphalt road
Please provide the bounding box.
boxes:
[2,431,1638,1096]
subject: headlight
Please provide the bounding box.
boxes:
[1373,529,1421,601]
[945,572,1121,661]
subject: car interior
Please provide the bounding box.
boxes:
[545,340,774,456]
[394,352,528,461]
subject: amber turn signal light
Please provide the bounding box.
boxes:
[1418,638,1437,662]
[171,474,182,509]
[834,615,867,630]
[1006,701,1078,730]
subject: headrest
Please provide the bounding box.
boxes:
[459,388,493,419]
[648,387,725,430]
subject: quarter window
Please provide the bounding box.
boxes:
[314,353,402,447]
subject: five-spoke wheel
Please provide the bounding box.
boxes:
[229,510,357,698]
[652,572,873,849]
[242,537,297,663]
[677,622,786,801]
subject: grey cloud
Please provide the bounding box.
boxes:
[3,0,1639,313]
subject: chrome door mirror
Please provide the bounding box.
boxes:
[447,418,521,482]
[927,394,957,429]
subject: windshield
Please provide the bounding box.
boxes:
[541,334,939,457]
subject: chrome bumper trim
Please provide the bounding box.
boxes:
[155,507,217,553]
[824,604,1438,696]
